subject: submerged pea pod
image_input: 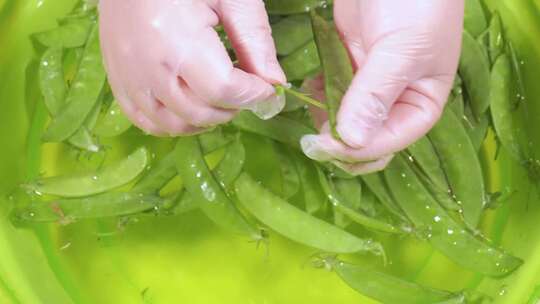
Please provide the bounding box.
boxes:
[488,12,504,63]
[264,0,333,15]
[293,153,327,214]
[407,137,460,211]
[275,145,301,199]
[25,147,148,198]
[280,40,321,81]
[68,98,102,152]
[317,170,401,234]
[428,108,485,228]
[16,192,163,223]
[133,152,178,194]
[42,24,106,142]
[360,173,407,221]
[32,17,94,48]
[490,54,528,162]
[39,48,66,115]
[235,173,384,255]
[272,15,313,56]
[464,0,487,38]
[94,101,133,137]
[385,155,522,277]
[175,137,261,239]
[310,10,353,140]
[319,258,464,304]
[459,30,491,120]
[232,111,316,149]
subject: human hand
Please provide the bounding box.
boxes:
[99,0,285,136]
[301,0,464,175]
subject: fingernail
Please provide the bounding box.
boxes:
[265,58,287,84]
[301,135,333,161]
[336,120,376,148]
[246,90,286,120]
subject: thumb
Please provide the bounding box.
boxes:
[217,0,286,84]
[336,48,415,148]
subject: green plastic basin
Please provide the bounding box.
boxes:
[1,1,540,303]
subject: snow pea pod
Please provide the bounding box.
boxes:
[461,105,489,152]
[32,17,93,48]
[235,173,383,255]
[360,173,407,221]
[331,177,361,228]
[24,147,149,198]
[508,42,527,108]
[293,153,327,214]
[174,137,261,239]
[39,47,66,115]
[488,12,504,63]
[94,101,132,138]
[311,10,353,139]
[212,137,246,189]
[320,258,464,304]
[429,107,485,228]
[385,155,522,277]
[272,15,313,56]
[264,0,333,15]
[280,40,320,81]
[275,145,301,199]
[464,0,487,38]
[459,30,491,119]
[16,192,162,223]
[133,152,177,194]
[317,170,400,234]
[490,54,527,162]
[232,111,316,149]
[43,25,106,142]
[407,137,460,211]
[68,99,102,152]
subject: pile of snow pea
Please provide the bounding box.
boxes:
[11,1,535,303]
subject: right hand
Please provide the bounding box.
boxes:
[99,0,286,136]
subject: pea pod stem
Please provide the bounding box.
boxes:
[276,85,327,110]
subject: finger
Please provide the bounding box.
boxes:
[151,72,236,127]
[178,27,277,111]
[129,90,204,136]
[114,95,166,137]
[301,82,447,162]
[331,155,394,176]
[216,0,286,84]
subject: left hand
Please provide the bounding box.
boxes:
[300,0,464,175]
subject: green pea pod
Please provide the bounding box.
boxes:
[280,40,321,81]
[232,111,316,149]
[175,137,261,239]
[68,99,102,152]
[317,170,401,234]
[490,54,528,162]
[272,15,313,56]
[508,42,527,108]
[461,104,489,152]
[235,173,384,255]
[293,153,327,214]
[385,155,522,277]
[32,17,94,48]
[488,12,504,63]
[43,25,106,142]
[133,152,178,194]
[264,0,333,15]
[331,177,361,228]
[407,137,460,211]
[310,10,353,140]
[94,101,133,138]
[464,0,487,38]
[24,147,149,198]
[459,30,491,120]
[448,82,465,118]
[16,192,162,223]
[429,107,485,227]
[360,173,407,221]
[198,127,235,154]
[325,258,465,304]
[38,47,66,115]
[212,137,246,189]
[275,145,301,199]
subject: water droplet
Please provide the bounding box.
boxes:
[447,229,454,235]
[433,215,441,222]
[92,175,99,181]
